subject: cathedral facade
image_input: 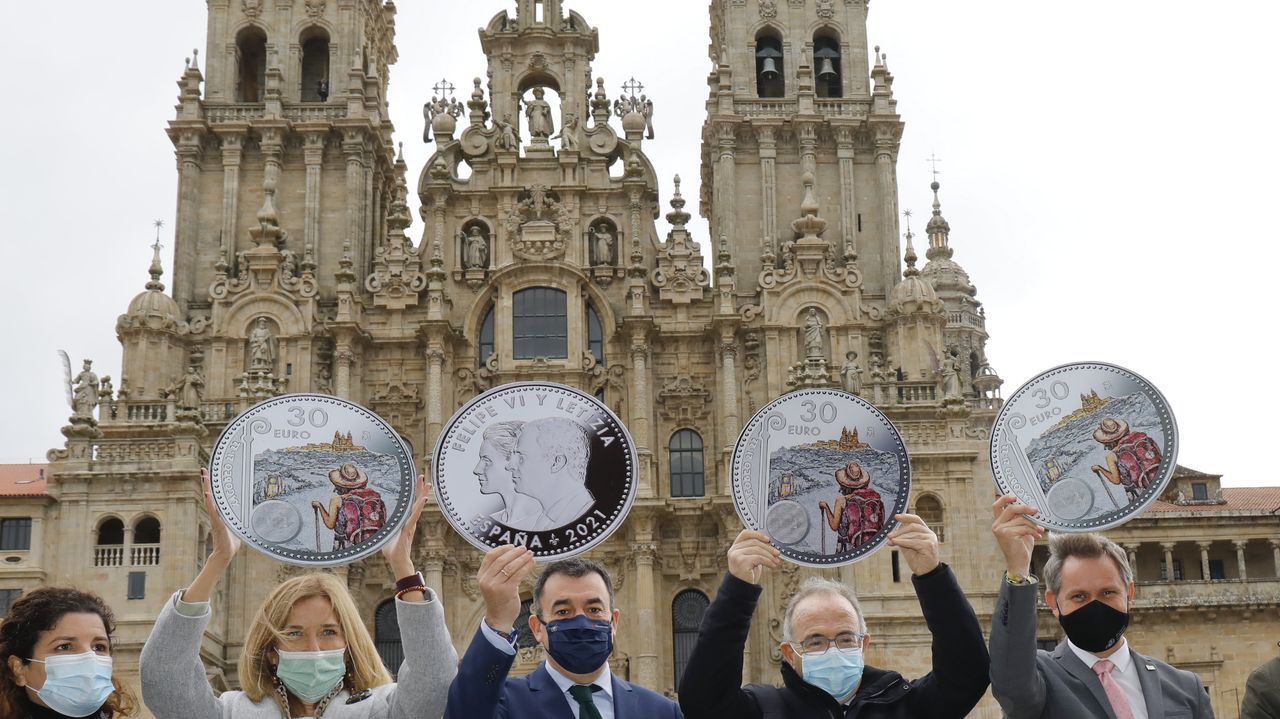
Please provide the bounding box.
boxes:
[2,2,1277,718]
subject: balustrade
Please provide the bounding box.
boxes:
[130,544,161,567]
[94,546,123,567]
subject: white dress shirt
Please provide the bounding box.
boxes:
[479,620,616,719]
[1067,638,1150,719]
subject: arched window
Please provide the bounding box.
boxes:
[813,30,843,98]
[512,288,568,359]
[672,590,709,687]
[236,27,268,102]
[374,599,402,678]
[94,518,125,568]
[755,32,785,98]
[587,303,604,366]
[300,29,331,102]
[131,516,162,566]
[915,494,944,543]
[669,429,706,498]
[96,518,124,546]
[133,516,161,544]
[479,305,495,367]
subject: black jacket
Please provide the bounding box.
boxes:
[677,564,989,719]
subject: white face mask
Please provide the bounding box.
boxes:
[28,651,115,717]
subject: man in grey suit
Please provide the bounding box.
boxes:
[989,495,1214,718]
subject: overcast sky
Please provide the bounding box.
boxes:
[1,1,1276,488]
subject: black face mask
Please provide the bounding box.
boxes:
[1057,599,1129,654]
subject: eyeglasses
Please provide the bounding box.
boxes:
[790,632,865,655]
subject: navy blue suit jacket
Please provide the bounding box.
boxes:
[445,626,683,719]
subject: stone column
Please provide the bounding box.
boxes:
[218,130,245,262]
[1123,543,1139,575]
[1234,540,1248,581]
[875,147,899,293]
[174,134,204,308]
[1197,541,1212,581]
[758,126,777,254]
[343,130,367,272]
[303,130,326,262]
[1161,542,1175,581]
[719,339,740,494]
[425,348,445,446]
[797,122,818,177]
[1271,540,1280,578]
[423,555,445,597]
[335,348,354,398]
[713,123,737,246]
[836,127,858,257]
[629,508,658,692]
[260,128,284,192]
[629,342,653,497]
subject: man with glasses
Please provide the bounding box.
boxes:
[677,515,989,718]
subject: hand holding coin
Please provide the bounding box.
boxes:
[479,545,537,634]
[727,529,781,585]
[381,474,431,591]
[886,514,939,576]
[991,494,1042,578]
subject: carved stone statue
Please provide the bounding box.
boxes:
[495,114,519,151]
[803,309,825,358]
[869,356,886,382]
[462,226,489,269]
[98,376,114,404]
[941,348,963,400]
[280,248,298,281]
[525,87,554,140]
[165,366,205,410]
[551,113,579,151]
[641,95,655,139]
[71,359,100,418]
[592,223,615,266]
[841,352,863,395]
[247,317,278,371]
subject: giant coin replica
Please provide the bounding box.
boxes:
[433,382,637,560]
[991,362,1178,532]
[731,388,912,567]
[209,394,417,567]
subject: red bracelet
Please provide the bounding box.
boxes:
[394,571,426,600]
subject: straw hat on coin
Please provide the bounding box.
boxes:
[834,461,870,489]
[328,462,368,490]
[1093,417,1130,445]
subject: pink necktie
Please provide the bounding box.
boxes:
[1092,659,1136,719]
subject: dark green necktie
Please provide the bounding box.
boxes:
[567,684,604,719]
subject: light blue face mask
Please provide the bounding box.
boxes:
[800,647,865,701]
[28,651,115,718]
[275,648,347,703]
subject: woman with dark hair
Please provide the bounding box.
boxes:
[1,587,138,718]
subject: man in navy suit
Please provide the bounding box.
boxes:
[445,545,683,719]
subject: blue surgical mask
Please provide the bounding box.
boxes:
[275,648,347,703]
[800,647,864,701]
[542,615,614,675]
[28,651,115,718]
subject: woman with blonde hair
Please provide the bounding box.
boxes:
[1,587,138,718]
[139,470,455,719]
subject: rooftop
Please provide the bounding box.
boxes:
[0,463,49,498]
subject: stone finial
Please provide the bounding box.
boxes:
[903,210,919,277]
[666,175,691,228]
[925,179,953,259]
[800,171,820,216]
[147,220,166,291]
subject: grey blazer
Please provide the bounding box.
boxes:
[139,589,457,719]
[989,580,1214,719]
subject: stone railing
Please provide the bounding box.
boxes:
[205,104,266,123]
[733,99,799,118]
[284,105,348,123]
[130,544,161,567]
[896,382,938,405]
[947,310,986,329]
[1133,578,1280,608]
[968,396,1003,411]
[123,403,168,423]
[94,545,124,567]
[814,99,872,118]
[205,103,349,125]
[201,401,239,423]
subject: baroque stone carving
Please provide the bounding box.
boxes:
[656,375,712,422]
[505,185,572,261]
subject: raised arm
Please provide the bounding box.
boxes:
[138,468,236,719]
[383,476,459,719]
[988,495,1049,719]
[889,513,990,717]
[677,530,780,719]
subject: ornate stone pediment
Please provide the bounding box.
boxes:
[505,185,572,261]
[657,375,711,422]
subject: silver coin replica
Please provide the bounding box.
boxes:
[991,362,1178,532]
[731,388,911,567]
[210,394,417,566]
[433,382,637,560]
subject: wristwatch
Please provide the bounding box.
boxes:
[1004,571,1035,586]
[395,571,427,600]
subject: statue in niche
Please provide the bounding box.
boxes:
[247,318,278,371]
[941,347,963,399]
[841,352,863,396]
[316,364,333,394]
[461,226,489,269]
[552,113,580,151]
[592,224,615,266]
[525,87,555,140]
[803,309,826,359]
[70,359,100,418]
[495,113,519,151]
[164,366,206,410]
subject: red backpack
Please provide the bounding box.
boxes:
[838,490,885,547]
[1113,432,1162,492]
[336,488,386,545]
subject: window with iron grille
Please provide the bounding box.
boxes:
[672,590,709,688]
[512,288,568,359]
